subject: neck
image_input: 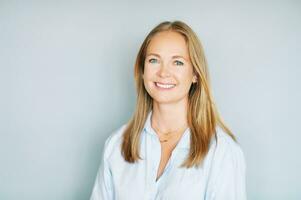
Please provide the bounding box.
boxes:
[151,98,188,133]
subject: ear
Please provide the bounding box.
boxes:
[192,75,197,83]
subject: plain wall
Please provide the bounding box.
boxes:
[1,1,300,199]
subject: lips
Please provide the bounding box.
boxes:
[154,82,176,89]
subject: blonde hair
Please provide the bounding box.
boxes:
[121,20,237,168]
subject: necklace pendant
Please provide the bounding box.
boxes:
[160,139,168,143]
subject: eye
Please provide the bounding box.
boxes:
[174,60,184,66]
[148,58,158,64]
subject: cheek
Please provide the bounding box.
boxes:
[143,67,156,81]
[177,70,193,83]
[142,71,155,90]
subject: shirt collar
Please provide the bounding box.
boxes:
[143,110,190,150]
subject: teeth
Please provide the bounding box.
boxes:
[156,82,176,89]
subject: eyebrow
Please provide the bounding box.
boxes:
[146,53,189,61]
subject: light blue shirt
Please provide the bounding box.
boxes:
[90,111,247,200]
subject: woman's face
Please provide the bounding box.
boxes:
[143,31,197,104]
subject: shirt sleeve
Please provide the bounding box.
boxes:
[90,137,114,200]
[206,139,247,200]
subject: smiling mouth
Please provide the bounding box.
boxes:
[154,82,176,89]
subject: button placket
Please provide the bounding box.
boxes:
[153,134,162,183]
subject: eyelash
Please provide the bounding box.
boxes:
[174,60,184,66]
[148,58,184,66]
[148,58,157,64]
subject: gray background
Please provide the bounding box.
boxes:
[1,1,300,199]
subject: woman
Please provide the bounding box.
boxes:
[90,20,247,200]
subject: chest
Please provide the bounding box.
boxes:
[110,153,207,200]
[156,143,176,181]
[109,133,210,199]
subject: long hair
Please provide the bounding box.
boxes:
[121,20,237,168]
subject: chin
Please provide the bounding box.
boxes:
[152,96,180,104]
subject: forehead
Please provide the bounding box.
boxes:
[146,31,189,57]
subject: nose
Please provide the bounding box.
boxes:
[157,63,171,78]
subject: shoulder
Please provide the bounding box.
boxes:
[211,126,246,169]
[205,126,247,199]
[102,123,128,159]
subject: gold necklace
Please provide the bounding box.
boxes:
[152,125,187,143]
